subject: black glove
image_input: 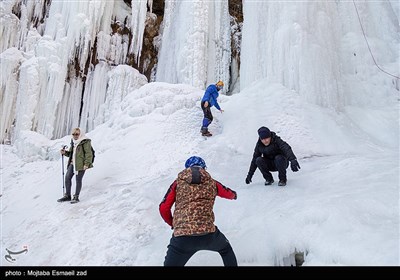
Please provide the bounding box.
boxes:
[245,176,252,184]
[290,159,301,172]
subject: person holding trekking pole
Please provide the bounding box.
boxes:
[57,127,93,204]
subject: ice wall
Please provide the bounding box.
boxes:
[240,1,399,110]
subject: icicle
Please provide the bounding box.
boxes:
[156,0,231,90]
[130,0,148,65]
[0,48,25,143]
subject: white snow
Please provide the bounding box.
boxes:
[0,0,399,267]
[1,79,398,266]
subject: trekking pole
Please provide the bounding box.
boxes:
[61,145,67,195]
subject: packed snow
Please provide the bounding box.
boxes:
[1,0,399,267]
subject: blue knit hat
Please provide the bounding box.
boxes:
[258,126,271,139]
[185,156,206,169]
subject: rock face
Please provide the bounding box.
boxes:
[152,0,165,15]
[139,9,163,81]
[122,0,164,81]
[229,0,243,59]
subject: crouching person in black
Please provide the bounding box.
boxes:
[245,126,300,187]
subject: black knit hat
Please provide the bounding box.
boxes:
[258,127,271,139]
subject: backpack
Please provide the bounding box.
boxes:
[82,144,95,164]
[90,146,95,163]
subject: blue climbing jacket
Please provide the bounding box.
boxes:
[201,84,221,110]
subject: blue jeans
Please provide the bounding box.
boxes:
[201,101,213,132]
[164,227,237,266]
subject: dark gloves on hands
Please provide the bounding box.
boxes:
[290,159,301,172]
[245,176,252,184]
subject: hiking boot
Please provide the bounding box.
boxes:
[264,179,274,186]
[278,180,287,186]
[57,194,71,202]
[201,126,212,136]
[202,131,212,137]
[70,195,80,204]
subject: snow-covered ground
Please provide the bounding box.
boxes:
[1,80,398,266]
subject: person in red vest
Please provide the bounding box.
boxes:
[159,156,238,266]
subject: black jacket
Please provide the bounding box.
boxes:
[247,132,297,178]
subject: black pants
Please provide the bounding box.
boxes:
[65,164,86,196]
[164,227,237,266]
[255,155,289,181]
